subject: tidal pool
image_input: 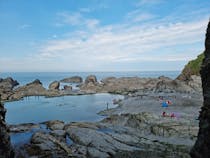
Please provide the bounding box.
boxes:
[5,93,123,124]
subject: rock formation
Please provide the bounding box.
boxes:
[63,85,72,91]
[0,102,14,158]
[49,81,60,90]
[10,79,48,100]
[190,20,210,157]
[60,76,83,83]
[85,75,97,84]
[80,76,200,94]
[13,110,199,157]
[0,77,19,100]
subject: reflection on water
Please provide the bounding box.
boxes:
[5,93,123,124]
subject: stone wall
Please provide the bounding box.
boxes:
[190,20,210,158]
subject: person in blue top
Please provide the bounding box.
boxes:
[162,101,168,107]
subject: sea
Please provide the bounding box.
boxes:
[0,71,180,88]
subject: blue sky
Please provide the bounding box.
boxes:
[0,0,209,72]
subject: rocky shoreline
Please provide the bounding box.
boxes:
[0,74,203,157]
[0,74,202,102]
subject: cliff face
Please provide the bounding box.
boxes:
[177,53,204,81]
[0,102,14,158]
[190,20,210,157]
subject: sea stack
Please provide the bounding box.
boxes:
[190,20,210,157]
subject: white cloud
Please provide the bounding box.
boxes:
[56,12,99,29]
[38,17,207,69]
[2,6,208,72]
[126,10,155,22]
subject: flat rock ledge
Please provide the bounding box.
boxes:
[11,111,198,158]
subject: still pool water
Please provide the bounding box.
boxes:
[5,93,123,125]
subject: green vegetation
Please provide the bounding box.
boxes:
[177,53,204,80]
[185,53,204,75]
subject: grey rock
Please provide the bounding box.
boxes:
[63,85,72,91]
[44,120,65,130]
[87,147,109,158]
[85,75,97,84]
[60,76,83,83]
[9,79,48,100]
[30,132,72,157]
[49,81,60,90]
[0,77,19,101]
[10,123,40,133]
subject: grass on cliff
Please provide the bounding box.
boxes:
[180,52,204,78]
[185,53,204,75]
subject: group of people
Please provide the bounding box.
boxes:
[162,111,176,118]
[158,96,177,118]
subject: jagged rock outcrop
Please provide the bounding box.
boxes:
[49,81,60,90]
[0,77,19,90]
[60,76,83,83]
[85,75,97,84]
[0,77,19,100]
[0,102,14,158]
[191,20,210,158]
[10,79,48,100]
[154,79,199,93]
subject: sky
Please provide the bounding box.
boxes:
[0,0,209,72]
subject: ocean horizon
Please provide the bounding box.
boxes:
[0,71,180,88]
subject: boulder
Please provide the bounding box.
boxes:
[44,120,65,130]
[29,79,42,85]
[49,81,60,90]
[85,75,97,84]
[63,85,72,91]
[60,76,83,83]
[0,77,19,100]
[0,77,19,89]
